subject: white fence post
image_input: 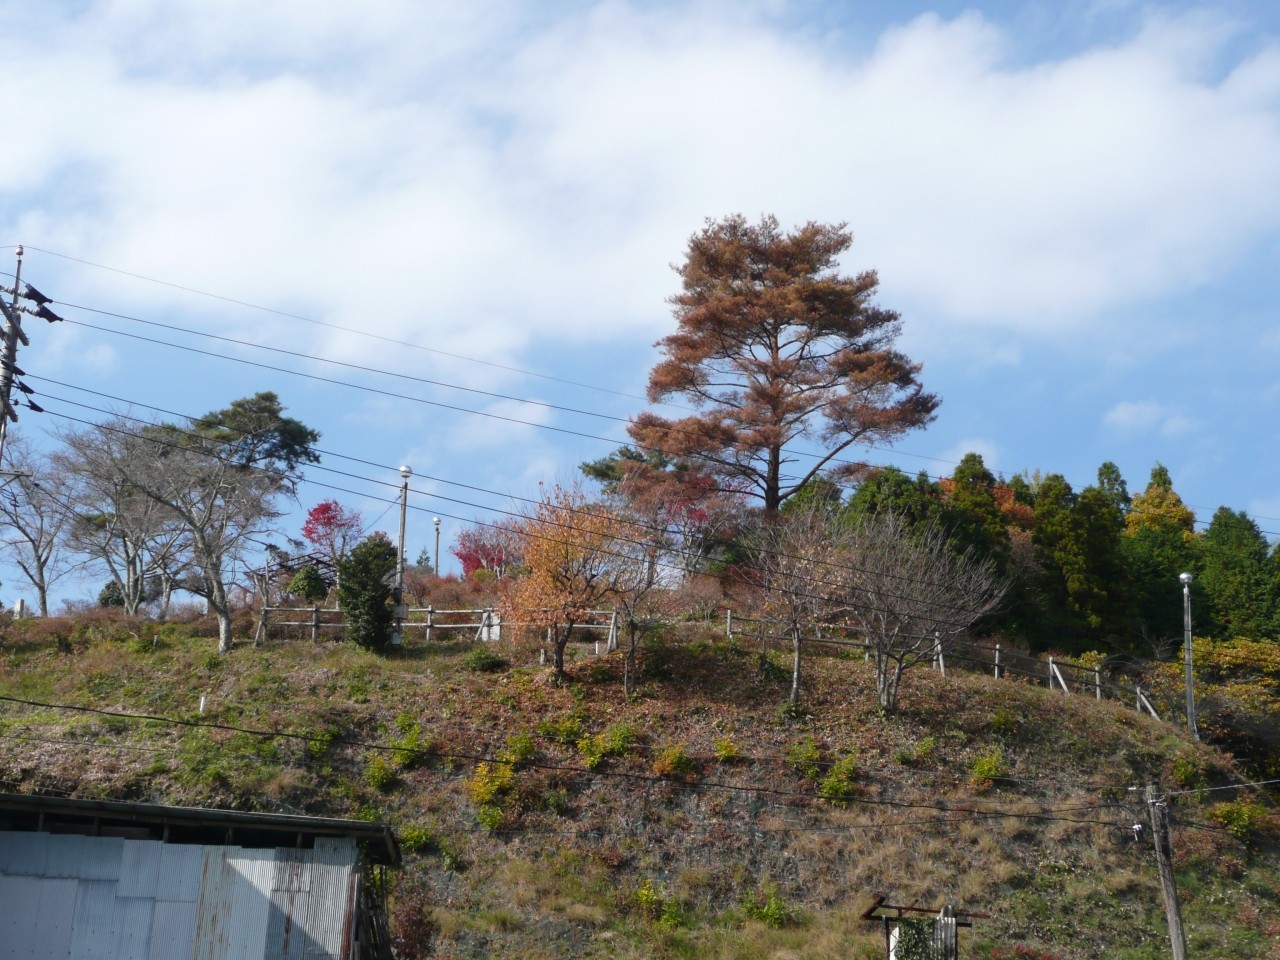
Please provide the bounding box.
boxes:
[994,643,1001,679]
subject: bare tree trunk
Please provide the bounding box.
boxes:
[625,618,639,699]
[790,623,802,703]
[553,622,575,682]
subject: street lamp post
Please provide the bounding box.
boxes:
[393,465,411,647]
[433,517,441,578]
[1180,572,1198,740]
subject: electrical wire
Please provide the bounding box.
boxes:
[20,246,669,408]
[8,255,1280,531]
[28,397,1004,631]
[42,312,1280,542]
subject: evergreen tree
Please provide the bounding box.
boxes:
[336,533,398,650]
[845,466,943,530]
[1200,507,1274,640]
[1095,461,1131,517]
[1122,465,1199,650]
[944,453,1011,570]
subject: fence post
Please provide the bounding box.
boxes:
[994,643,1001,679]
[1095,667,1102,700]
[254,606,268,646]
[1048,656,1056,692]
[936,635,945,677]
[608,609,618,652]
[311,605,320,643]
[426,605,434,643]
[1136,683,1142,714]
[726,608,733,638]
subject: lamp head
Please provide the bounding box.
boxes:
[1179,572,1193,586]
[399,465,412,480]
[433,517,441,527]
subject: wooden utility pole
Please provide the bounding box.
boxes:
[1146,784,1188,960]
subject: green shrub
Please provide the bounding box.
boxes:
[989,707,1015,735]
[602,721,637,754]
[714,736,742,764]
[786,736,822,780]
[306,729,337,761]
[390,713,429,769]
[1170,751,1202,789]
[466,761,515,807]
[970,747,1007,786]
[741,885,798,929]
[634,879,683,926]
[915,736,938,764]
[1210,800,1267,840]
[537,715,585,744]
[465,647,509,673]
[578,722,636,770]
[364,755,397,792]
[635,879,665,920]
[652,744,699,780]
[398,825,439,855]
[818,752,858,805]
[504,732,537,765]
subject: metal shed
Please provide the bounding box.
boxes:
[0,793,399,960]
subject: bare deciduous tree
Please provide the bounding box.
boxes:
[53,421,188,617]
[845,512,1007,714]
[0,435,79,615]
[758,506,857,704]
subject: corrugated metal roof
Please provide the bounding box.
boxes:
[0,792,398,866]
[0,831,363,960]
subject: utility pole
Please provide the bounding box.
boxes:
[0,246,29,463]
[392,465,412,648]
[1146,783,1188,960]
[0,245,64,466]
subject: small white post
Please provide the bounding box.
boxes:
[994,643,1001,679]
[1095,667,1102,700]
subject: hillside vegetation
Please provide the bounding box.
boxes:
[1,612,1278,959]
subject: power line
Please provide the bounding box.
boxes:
[20,246,669,408]
[30,397,1002,629]
[10,259,1280,531]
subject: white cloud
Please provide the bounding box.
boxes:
[3,1,1279,369]
[1103,400,1200,437]
[1104,400,1163,431]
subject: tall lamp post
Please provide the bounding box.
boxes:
[1179,572,1198,740]
[392,465,411,647]
[433,517,441,578]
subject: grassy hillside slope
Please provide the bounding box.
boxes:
[1,614,1277,959]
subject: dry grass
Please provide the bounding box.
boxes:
[0,615,1277,958]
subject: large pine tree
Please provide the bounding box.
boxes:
[628,215,938,512]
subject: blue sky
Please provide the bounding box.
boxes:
[2,0,1280,605]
